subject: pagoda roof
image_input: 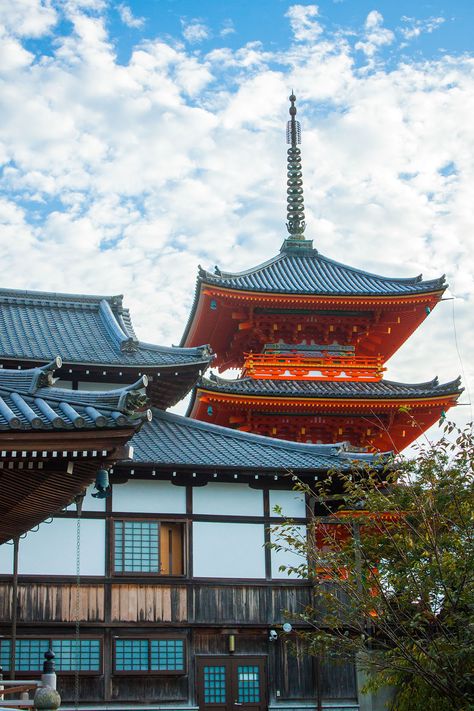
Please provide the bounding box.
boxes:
[0,358,151,431]
[192,373,463,401]
[0,287,211,369]
[129,408,388,472]
[194,247,445,298]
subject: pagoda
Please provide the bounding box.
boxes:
[182,95,462,452]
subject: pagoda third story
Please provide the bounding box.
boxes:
[181,94,462,452]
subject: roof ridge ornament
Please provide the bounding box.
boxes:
[281,93,314,253]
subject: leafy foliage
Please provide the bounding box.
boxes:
[271,423,474,710]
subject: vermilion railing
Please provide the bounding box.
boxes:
[243,352,385,381]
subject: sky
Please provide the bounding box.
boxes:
[0,0,473,443]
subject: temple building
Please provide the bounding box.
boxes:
[0,288,212,409]
[0,406,386,710]
[182,95,462,451]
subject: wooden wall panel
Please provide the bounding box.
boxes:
[110,585,187,622]
[320,657,357,699]
[192,585,268,624]
[0,584,104,622]
[111,676,188,702]
[279,639,315,700]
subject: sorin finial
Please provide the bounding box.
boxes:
[285,93,305,238]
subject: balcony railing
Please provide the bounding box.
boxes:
[243,352,385,381]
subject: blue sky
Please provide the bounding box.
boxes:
[0,0,473,439]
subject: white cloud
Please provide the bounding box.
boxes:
[220,18,235,37]
[400,15,445,40]
[0,3,472,439]
[117,3,145,29]
[286,4,322,42]
[355,10,394,57]
[0,0,57,37]
[181,18,210,44]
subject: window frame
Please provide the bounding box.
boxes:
[112,635,187,676]
[0,636,103,676]
[111,518,186,577]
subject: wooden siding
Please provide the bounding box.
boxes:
[191,585,312,624]
[0,584,104,622]
[110,585,187,622]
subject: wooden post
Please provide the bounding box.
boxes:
[10,537,19,680]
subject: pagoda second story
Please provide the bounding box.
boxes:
[0,287,213,409]
[183,95,462,452]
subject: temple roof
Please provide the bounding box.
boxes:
[194,373,463,401]
[130,408,388,471]
[0,358,151,431]
[0,287,211,369]
[196,248,446,297]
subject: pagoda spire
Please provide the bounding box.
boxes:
[282,93,314,252]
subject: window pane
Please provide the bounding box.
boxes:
[115,639,149,671]
[204,665,226,704]
[16,640,50,671]
[237,665,260,703]
[150,639,184,671]
[0,639,11,671]
[114,521,159,573]
[51,639,100,672]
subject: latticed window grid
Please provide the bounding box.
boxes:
[237,665,260,703]
[115,639,149,671]
[150,640,184,671]
[0,639,100,672]
[114,520,160,573]
[203,665,226,704]
[114,639,185,673]
[51,639,101,671]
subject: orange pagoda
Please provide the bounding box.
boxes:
[181,95,462,452]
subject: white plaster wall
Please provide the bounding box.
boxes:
[270,525,307,579]
[17,518,105,575]
[193,483,263,516]
[193,522,265,578]
[0,542,13,574]
[269,489,306,518]
[112,479,186,513]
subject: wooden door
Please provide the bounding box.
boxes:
[196,657,267,711]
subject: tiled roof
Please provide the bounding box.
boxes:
[130,408,388,471]
[196,374,463,400]
[0,358,151,431]
[196,248,446,296]
[0,287,212,369]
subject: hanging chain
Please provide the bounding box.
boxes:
[74,497,82,711]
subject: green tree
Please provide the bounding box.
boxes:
[271,423,474,711]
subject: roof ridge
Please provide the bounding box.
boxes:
[200,252,286,281]
[0,287,124,306]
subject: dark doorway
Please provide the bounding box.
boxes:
[196,656,267,711]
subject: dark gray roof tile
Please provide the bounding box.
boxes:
[0,288,211,369]
[198,374,463,399]
[0,359,151,431]
[130,409,388,471]
[197,248,445,296]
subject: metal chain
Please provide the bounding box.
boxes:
[74,501,82,711]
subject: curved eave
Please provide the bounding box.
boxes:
[190,379,463,410]
[180,277,446,348]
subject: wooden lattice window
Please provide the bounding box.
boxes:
[0,638,101,673]
[113,520,184,575]
[114,638,185,674]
